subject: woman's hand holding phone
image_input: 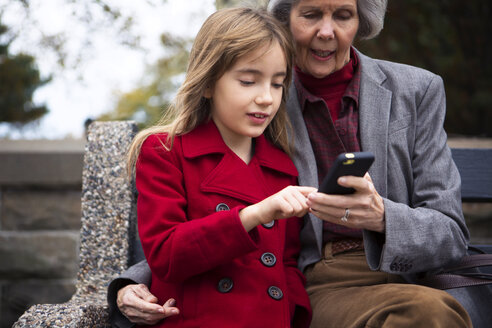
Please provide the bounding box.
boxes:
[308,152,385,233]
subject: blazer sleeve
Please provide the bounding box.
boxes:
[107,260,151,328]
[136,136,259,283]
[365,74,469,274]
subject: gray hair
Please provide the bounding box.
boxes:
[268,0,388,40]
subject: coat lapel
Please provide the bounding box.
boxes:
[182,120,297,204]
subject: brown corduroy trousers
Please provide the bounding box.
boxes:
[304,244,472,328]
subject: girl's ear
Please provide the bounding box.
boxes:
[203,85,213,99]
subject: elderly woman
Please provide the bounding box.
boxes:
[108,0,473,327]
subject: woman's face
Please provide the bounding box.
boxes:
[289,0,359,78]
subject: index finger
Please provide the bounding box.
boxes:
[294,186,318,196]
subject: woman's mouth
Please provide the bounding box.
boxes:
[311,49,334,61]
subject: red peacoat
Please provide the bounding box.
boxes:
[136,120,312,328]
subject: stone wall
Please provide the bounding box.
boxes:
[0,140,84,328]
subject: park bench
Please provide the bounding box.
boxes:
[13,121,492,327]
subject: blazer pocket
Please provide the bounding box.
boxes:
[388,114,412,135]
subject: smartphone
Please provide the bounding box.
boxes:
[319,152,375,195]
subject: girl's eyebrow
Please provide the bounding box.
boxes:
[235,68,287,77]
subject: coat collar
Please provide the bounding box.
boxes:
[181,120,298,178]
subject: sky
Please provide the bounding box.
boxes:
[0,0,216,139]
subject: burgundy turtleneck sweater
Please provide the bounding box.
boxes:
[295,57,355,121]
[294,51,364,245]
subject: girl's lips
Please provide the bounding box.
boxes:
[247,113,269,124]
[311,49,334,61]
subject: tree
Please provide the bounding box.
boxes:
[356,0,492,137]
[97,33,191,129]
[98,0,272,128]
[0,21,49,125]
[102,0,491,137]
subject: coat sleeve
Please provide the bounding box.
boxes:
[282,180,312,327]
[136,135,259,283]
[364,74,469,274]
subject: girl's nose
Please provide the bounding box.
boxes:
[256,86,274,106]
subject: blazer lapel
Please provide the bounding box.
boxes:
[287,83,324,257]
[357,50,392,198]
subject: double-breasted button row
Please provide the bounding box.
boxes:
[216,203,275,229]
[217,277,233,293]
[218,278,284,301]
[267,286,283,300]
[260,252,277,267]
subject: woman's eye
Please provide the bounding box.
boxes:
[335,10,353,20]
[301,11,319,19]
[303,13,317,19]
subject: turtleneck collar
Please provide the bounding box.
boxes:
[294,48,357,100]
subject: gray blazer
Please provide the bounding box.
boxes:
[291,49,469,275]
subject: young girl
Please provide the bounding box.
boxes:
[127,7,314,328]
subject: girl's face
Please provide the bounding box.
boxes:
[206,42,287,148]
[289,0,359,78]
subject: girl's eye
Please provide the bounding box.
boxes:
[239,80,254,86]
[272,83,284,89]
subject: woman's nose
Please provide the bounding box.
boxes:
[317,19,335,40]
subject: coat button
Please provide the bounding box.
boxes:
[215,203,230,212]
[262,221,275,229]
[217,278,233,293]
[260,252,277,267]
[267,286,283,300]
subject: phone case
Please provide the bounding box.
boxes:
[319,152,375,194]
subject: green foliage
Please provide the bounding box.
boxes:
[104,0,490,137]
[0,21,49,125]
[97,33,191,129]
[355,0,492,136]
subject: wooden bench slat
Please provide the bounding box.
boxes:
[452,148,492,202]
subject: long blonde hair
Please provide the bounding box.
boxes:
[127,7,294,177]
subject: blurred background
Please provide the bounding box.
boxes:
[0,0,490,326]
